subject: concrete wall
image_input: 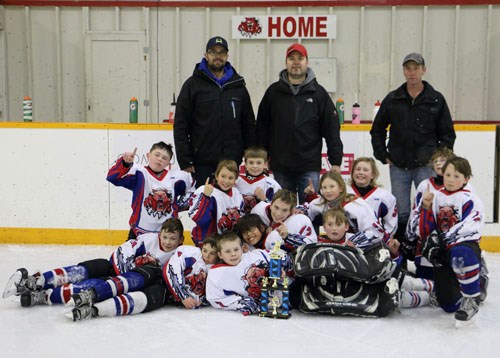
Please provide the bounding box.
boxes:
[1,4,500,123]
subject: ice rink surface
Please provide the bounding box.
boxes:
[0,244,499,358]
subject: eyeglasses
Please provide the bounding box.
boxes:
[207,49,228,57]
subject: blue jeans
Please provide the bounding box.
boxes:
[272,171,320,204]
[390,164,433,226]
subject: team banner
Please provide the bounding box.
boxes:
[232,15,337,39]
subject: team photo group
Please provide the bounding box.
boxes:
[3,37,488,328]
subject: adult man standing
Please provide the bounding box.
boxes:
[174,36,256,186]
[370,53,456,244]
[256,43,343,203]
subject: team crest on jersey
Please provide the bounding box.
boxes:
[186,270,208,297]
[437,205,459,232]
[242,194,257,214]
[241,262,268,299]
[114,246,135,273]
[217,207,241,233]
[144,188,173,218]
[237,17,262,38]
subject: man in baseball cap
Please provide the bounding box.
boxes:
[370,51,455,264]
[255,42,343,204]
[173,36,256,189]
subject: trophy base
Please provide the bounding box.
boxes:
[259,311,292,319]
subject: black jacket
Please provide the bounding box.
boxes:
[370,81,456,169]
[256,69,343,172]
[174,64,256,169]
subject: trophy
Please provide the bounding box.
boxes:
[259,240,291,319]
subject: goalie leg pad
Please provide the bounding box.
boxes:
[295,243,397,284]
[299,279,398,318]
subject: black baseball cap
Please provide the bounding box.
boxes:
[206,36,229,52]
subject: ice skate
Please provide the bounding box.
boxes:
[20,290,48,307]
[455,296,480,327]
[66,289,96,308]
[479,255,489,303]
[3,268,42,298]
[67,304,98,322]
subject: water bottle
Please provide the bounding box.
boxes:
[23,96,33,122]
[352,101,361,124]
[129,97,138,123]
[373,100,381,121]
[335,97,345,124]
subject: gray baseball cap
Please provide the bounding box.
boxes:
[403,53,425,66]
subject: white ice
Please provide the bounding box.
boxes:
[0,244,499,358]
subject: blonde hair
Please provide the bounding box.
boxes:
[349,157,380,187]
[215,159,239,178]
[319,171,345,203]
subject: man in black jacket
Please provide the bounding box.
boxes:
[256,43,343,203]
[174,36,256,187]
[370,52,456,246]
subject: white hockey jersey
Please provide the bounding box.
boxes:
[162,245,213,304]
[250,201,274,227]
[306,197,388,250]
[265,213,317,252]
[206,250,270,313]
[411,187,484,250]
[188,186,243,246]
[347,184,398,236]
[110,232,177,275]
[107,158,195,235]
[236,173,281,214]
[250,202,317,251]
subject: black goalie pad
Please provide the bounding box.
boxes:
[294,242,397,284]
[299,279,399,318]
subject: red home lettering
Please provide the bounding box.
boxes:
[299,17,314,37]
[283,17,297,37]
[268,17,281,37]
[315,16,327,37]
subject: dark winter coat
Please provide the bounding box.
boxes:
[370,81,456,169]
[256,69,343,172]
[174,63,256,170]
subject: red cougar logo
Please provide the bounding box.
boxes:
[217,207,241,233]
[437,205,459,233]
[144,189,172,218]
[242,194,257,214]
[242,263,268,298]
[238,17,262,38]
